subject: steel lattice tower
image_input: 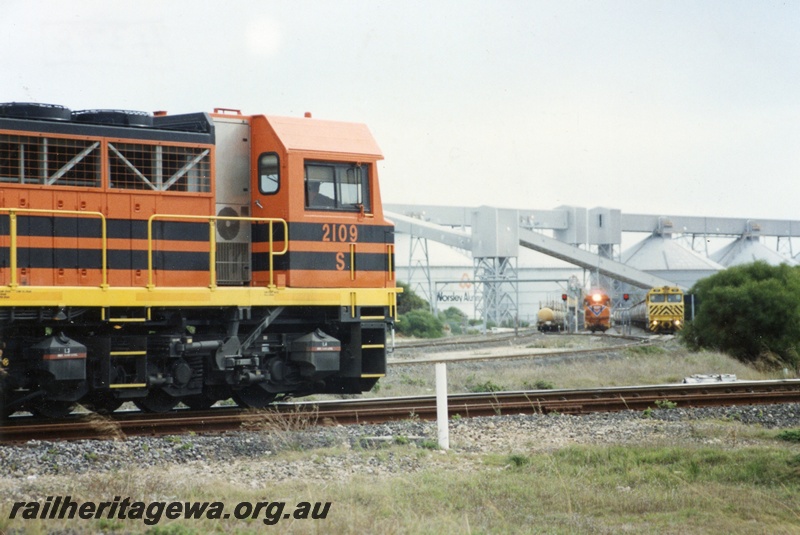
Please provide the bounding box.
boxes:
[473,256,518,328]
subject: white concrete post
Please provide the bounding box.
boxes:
[435,362,449,450]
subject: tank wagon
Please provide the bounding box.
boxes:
[0,102,398,417]
[583,290,611,333]
[619,286,684,334]
[536,301,567,332]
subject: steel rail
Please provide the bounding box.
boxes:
[393,330,647,351]
[2,380,799,444]
[389,340,650,365]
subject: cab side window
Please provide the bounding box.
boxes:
[258,153,280,194]
[305,164,336,208]
[305,161,371,211]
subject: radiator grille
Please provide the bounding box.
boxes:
[216,242,250,285]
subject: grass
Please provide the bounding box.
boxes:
[240,404,321,451]
[365,337,789,398]
[3,437,799,534]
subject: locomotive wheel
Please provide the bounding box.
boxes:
[232,386,276,408]
[83,392,123,415]
[183,393,216,410]
[31,399,75,419]
[134,389,178,413]
[0,383,7,419]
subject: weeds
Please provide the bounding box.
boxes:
[243,405,319,433]
[399,374,426,387]
[626,344,666,356]
[524,379,556,390]
[467,379,504,393]
[241,404,320,451]
[777,429,800,443]
[644,398,678,417]
[82,413,125,441]
[506,453,531,468]
[654,399,678,410]
[419,439,440,450]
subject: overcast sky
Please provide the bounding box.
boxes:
[3,1,799,221]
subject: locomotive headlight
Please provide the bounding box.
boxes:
[592,294,602,303]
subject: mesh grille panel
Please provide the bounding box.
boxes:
[216,242,250,284]
[0,134,101,187]
[109,143,210,192]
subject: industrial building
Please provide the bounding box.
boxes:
[386,204,800,328]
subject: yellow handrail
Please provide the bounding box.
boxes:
[0,208,108,288]
[387,244,395,281]
[349,243,356,281]
[147,214,288,290]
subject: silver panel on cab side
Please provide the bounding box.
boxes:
[213,117,252,284]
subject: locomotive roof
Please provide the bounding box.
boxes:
[0,108,214,145]
[263,115,383,159]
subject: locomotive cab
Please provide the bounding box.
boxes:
[248,113,393,289]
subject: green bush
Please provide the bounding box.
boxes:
[396,309,444,338]
[440,306,467,322]
[438,306,468,335]
[396,281,430,315]
[444,320,463,335]
[682,262,800,369]
[394,282,445,338]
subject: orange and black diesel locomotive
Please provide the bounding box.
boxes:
[0,103,398,417]
[583,289,611,333]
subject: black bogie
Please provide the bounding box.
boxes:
[0,305,390,417]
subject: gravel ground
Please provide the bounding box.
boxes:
[1,403,798,501]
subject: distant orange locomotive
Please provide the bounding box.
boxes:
[0,103,398,417]
[583,290,611,333]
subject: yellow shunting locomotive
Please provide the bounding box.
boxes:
[626,286,685,334]
[0,103,398,417]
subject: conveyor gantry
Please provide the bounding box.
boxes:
[386,210,676,290]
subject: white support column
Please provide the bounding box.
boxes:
[435,362,449,450]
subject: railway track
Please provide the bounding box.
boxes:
[3,379,799,444]
[389,330,652,365]
[392,330,647,351]
[389,340,647,365]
